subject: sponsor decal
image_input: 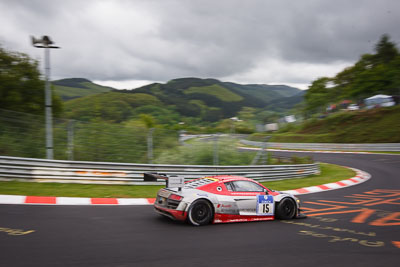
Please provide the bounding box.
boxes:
[216,204,232,208]
[242,208,257,212]
[216,203,239,214]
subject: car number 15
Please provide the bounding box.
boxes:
[256,195,274,216]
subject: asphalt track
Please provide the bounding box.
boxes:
[1,152,399,267]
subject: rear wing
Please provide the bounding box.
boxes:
[143,173,185,190]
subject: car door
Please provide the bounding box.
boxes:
[225,180,266,216]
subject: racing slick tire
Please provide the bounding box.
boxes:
[275,198,296,220]
[187,199,214,226]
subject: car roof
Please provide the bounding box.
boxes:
[183,175,263,190]
[185,175,255,186]
[206,175,254,182]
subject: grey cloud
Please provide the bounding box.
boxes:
[0,0,399,86]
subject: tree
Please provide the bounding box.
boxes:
[238,107,256,121]
[139,114,156,129]
[304,34,400,115]
[374,34,399,64]
[304,77,331,115]
[0,46,62,116]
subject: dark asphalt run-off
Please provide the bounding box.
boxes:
[0,152,399,267]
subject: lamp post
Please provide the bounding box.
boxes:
[31,35,60,159]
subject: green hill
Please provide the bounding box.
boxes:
[52,78,113,100]
[62,77,302,124]
[268,105,400,143]
[129,78,302,118]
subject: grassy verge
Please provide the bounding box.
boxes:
[0,182,164,198]
[249,106,400,144]
[0,163,355,198]
[261,163,355,191]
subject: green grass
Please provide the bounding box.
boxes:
[0,163,354,198]
[0,182,164,198]
[263,106,400,143]
[261,163,355,191]
[365,151,400,154]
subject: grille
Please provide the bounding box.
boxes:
[156,195,181,210]
[166,199,180,209]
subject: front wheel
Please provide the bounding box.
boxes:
[275,198,296,220]
[187,199,214,226]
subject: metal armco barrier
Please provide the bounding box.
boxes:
[240,140,400,152]
[0,156,319,185]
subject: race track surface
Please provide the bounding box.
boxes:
[1,152,399,267]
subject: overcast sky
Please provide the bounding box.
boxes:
[1,0,399,90]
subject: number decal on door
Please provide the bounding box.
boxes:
[256,195,274,215]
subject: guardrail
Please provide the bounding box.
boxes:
[0,156,319,185]
[240,140,400,152]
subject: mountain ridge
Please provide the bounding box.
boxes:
[52,78,114,100]
[60,77,304,124]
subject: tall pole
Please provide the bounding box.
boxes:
[31,35,59,160]
[44,46,53,159]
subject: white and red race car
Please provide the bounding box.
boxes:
[145,173,306,226]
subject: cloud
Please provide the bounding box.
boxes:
[0,0,399,89]
[222,58,351,89]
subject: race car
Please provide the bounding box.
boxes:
[145,173,306,226]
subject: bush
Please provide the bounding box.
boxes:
[154,138,256,165]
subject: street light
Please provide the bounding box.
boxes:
[31,35,60,159]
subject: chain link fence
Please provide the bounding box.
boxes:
[0,109,180,163]
[0,109,265,165]
[0,109,317,165]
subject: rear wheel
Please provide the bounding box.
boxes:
[188,199,213,226]
[275,198,296,220]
